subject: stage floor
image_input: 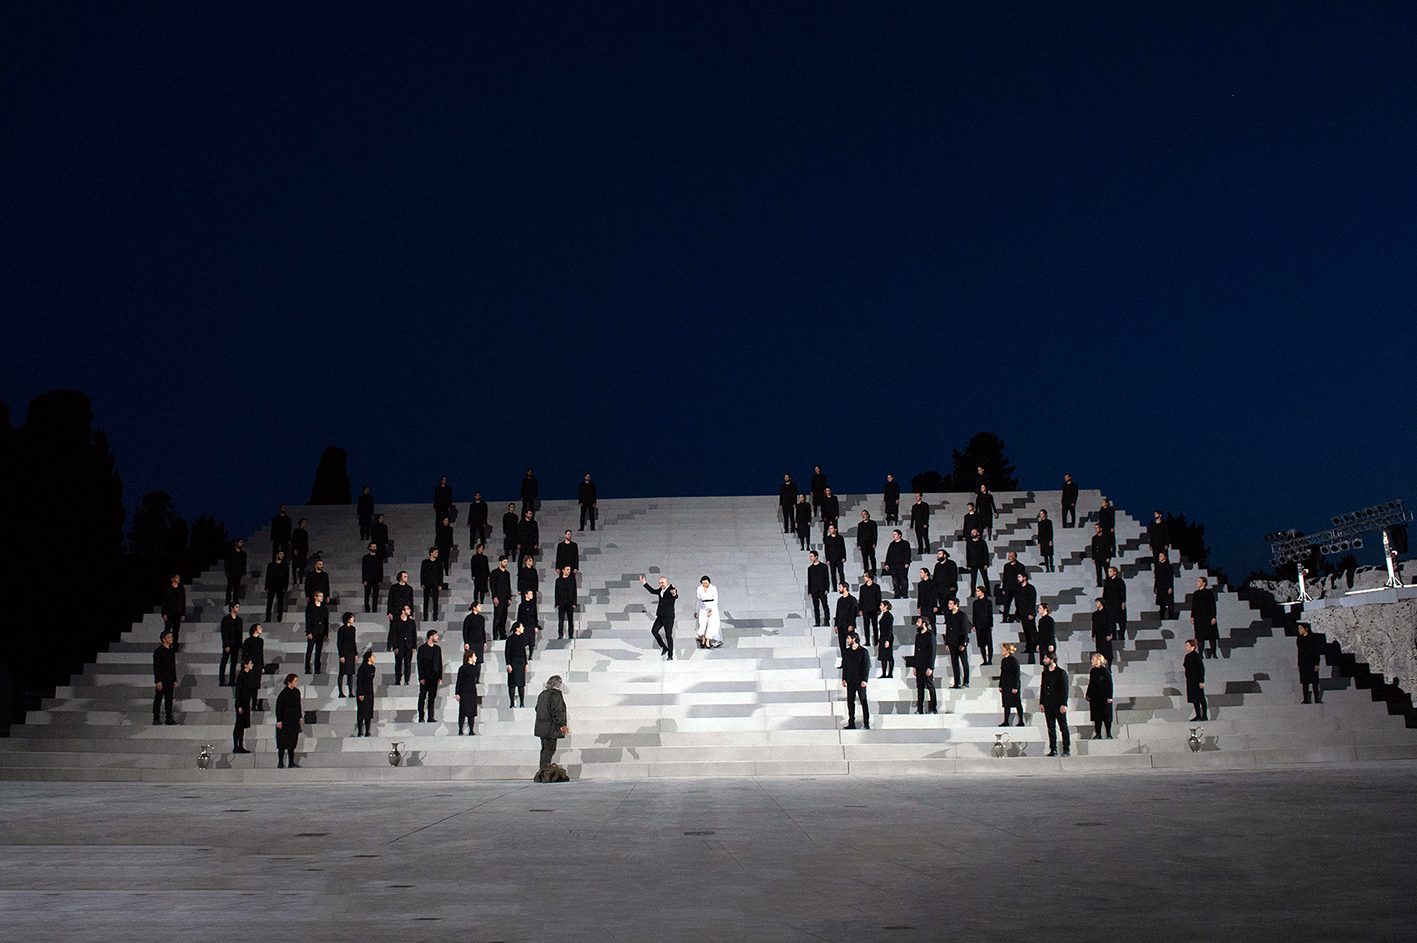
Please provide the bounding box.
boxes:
[2,763,1408,942]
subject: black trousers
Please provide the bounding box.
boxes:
[781,506,794,533]
[1044,706,1071,752]
[975,628,993,664]
[580,504,597,530]
[1094,559,1107,587]
[305,637,324,673]
[292,554,306,584]
[459,700,477,733]
[885,502,899,524]
[1001,590,1019,622]
[828,560,846,589]
[845,685,869,726]
[1041,551,1055,572]
[164,615,183,646]
[835,626,852,659]
[493,602,509,639]
[797,530,810,550]
[539,736,558,769]
[558,605,574,638]
[914,526,929,555]
[1020,615,1037,654]
[915,670,937,712]
[503,537,517,561]
[810,592,829,626]
[393,647,412,685]
[153,683,174,722]
[473,581,488,605]
[509,664,526,705]
[969,566,989,596]
[651,617,674,656]
[423,587,440,621]
[950,645,969,685]
[860,611,878,647]
[1189,692,1209,719]
[1301,673,1322,702]
[1110,612,1126,643]
[1062,503,1076,527]
[364,583,380,613]
[1157,597,1174,620]
[219,648,238,686]
[860,546,876,575]
[1002,690,1023,723]
[889,570,908,598]
[266,591,284,621]
[338,667,355,695]
[225,575,242,606]
[359,516,372,540]
[418,680,438,721]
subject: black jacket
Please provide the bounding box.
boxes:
[1191,588,1218,640]
[555,540,579,572]
[1086,666,1113,704]
[417,642,443,682]
[1092,608,1111,644]
[579,480,597,506]
[234,668,260,713]
[1184,650,1205,689]
[807,562,830,594]
[469,499,488,529]
[265,559,289,593]
[456,662,481,699]
[518,564,540,597]
[241,635,264,673]
[1099,504,1116,533]
[858,582,881,616]
[420,558,442,589]
[1297,632,1322,671]
[291,527,309,558]
[489,569,512,606]
[916,578,936,615]
[517,519,540,552]
[944,608,970,647]
[1016,583,1038,619]
[883,539,911,572]
[976,491,997,523]
[387,582,414,618]
[153,645,177,684]
[810,472,828,501]
[795,502,813,534]
[275,686,302,728]
[824,533,846,564]
[972,597,994,631]
[857,519,878,548]
[520,476,539,506]
[505,632,530,666]
[470,553,490,587]
[370,520,389,547]
[362,552,384,585]
[1090,532,1115,561]
[1154,560,1174,600]
[912,630,936,670]
[502,510,520,540]
[1036,518,1054,550]
[966,537,989,569]
[220,614,244,651]
[1062,481,1079,507]
[305,570,330,602]
[999,654,1020,692]
[356,662,376,700]
[645,582,677,622]
[555,574,577,608]
[336,621,357,661]
[305,602,330,641]
[391,616,417,651]
[463,612,487,651]
[779,481,798,509]
[270,513,292,543]
[435,522,454,552]
[820,494,840,523]
[1148,519,1171,553]
[535,687,567,739]
[357,493,374,521]
[225,548,247,578]
[1037,614,1057,652]
[1040,666,1068,708]
[161,583,186,618]
[884,480,900,506]
[434,483,453,512]
[842,645,870,687]
[1102,575,1127,612]
[516,599,540,631]
[1001,560,1025,591]
[911,501,931,529]
[962,510,981,539]
[833,594,859,629]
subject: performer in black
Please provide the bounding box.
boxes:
[232,657,258,752]
[1086,652,1114,739]
[806,551,830,627]
[468,492,490,544]
[1061,474,1078,528]
[910,617,937,714]
[456,650,481,735]
[355,650,376,736]
[555,565,577,639]
[417,629,443,722]
[463,601,488,659]
[1035,602,1056,665]
[857,509,878,577]
[640,575,678,659]
[336,611,358,697]
[1036,510,1054,572]
[362,542,383,613]
[391,605,416,685]
[153,630,177,725]
[274,673,302,768]
[943,597,970,688]
[1090,598,1113,665]
[264,551,289,622]
[910,493,931,555]
[858,573,881,647]
[161,573,186,648]
[470,543,491,605]
[270,505,292,559]
[1089,523,1113,588]
[502,503,520,561]
[970,586,994,665]
[1039,652,1071,757]
[489,556,513,640]
[976,485,997,540]
[370,513,390,561]
[876,601,894,678]
[883,474,900,525]
[1191,576,1219,658]
[932,549,959,611]
[420,548,443,621]
[241,624,265,711]
[520,468,539,516]
[820,487,840,539]
[779,473,797,533]
[1103,565,1128,646]
[505,622,530,707]
[1297,622,1323,704]
[434,475,453,523]
[290,518,309,586]
[794,494,812,550]
[579,473,598,530]
[965,530,990,596]
[219,602,243,687]
[357,485,374,540]
[833,581,859,663]
[823,524,847,589]
[1184,639,1208,720]
[1154,550,1175,619]
[225,538,247,606]
[1148,510,1171,564]
[1000,552,1025,622]
[304,590,330,674]
[882,530,911,599]
[841,632,870,730]
[998,643,1023,726]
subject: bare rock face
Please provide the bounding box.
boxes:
[1306,599,1417,692]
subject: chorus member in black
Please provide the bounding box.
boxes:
[883,530,911,599]
[489,557,513,640]
[274,674,302,768]
[518,555,540,601]
[876,601,895,677]
[161,573,186,647]
[1147,510,1170,564]
[883,474,900,525]
[578,473,598,530]
[420,548,443,621]
[386,571,414,642]
[1089,523,1113,588]
[290,518,309,586]
[1103,566,1128,646]
[370,514,390,562]
[469,543,491,605]
[1090,598,1113,665]
[824,525,847,589]
[810,465,828,517]
[554,531,579,574]
[640,575,678,659]
[1184,639,1208,719]
[1000,552,1025,622]
[916,568,936,630]
[455,650,481,735]
[1039,653,1070,756]
[1191,577,1219,658]
[794,495,813,550]
[502,503,520,561]
[857,509,878,577]
[468,492,490,544]
[225,538,247,606]
[357,486,375,540]
[971,587,994,665]
[153,630,177,725]
[233,658,258,752]
[806,551,830,626]
[391,605,416,685]
[998,643,1023,726]
[976,485,997,539]
[910,493,931,555]
[505,623,530,707]
[931,550,959,611]
[965,530,990,596]
[305,558,330,604]
[1016,574,1038,655]
[270,505,293,559]
[362,543,384,613]
[516,590,540,656]
[833,582,859,661]
[1061,474,1078,528]
[304,591,330,674]
[417,629,443,722]
[1098,498,1116,540]
[434,476,453,524]
[943,597,970,688]
[1036,510,1054,572]
[241,625,265,710]
[462,602,487,659]
[1035,603,1056,665]
[264,552,289,622]
[336,611,358,697]
[435,517,455,576]
[820,487,841,539]
[355,651,376,736]
[841,632,871,730]
[779,473,798,533]
[1154,550,1175,620]
[219,603,243,687]
[909,617,937,714]
[858,573,881,647]
[1086,653,1113,738]
[517,510,540,564]
[520,468,539,517]
[555,566,577,638]
[1296,622,1323,704]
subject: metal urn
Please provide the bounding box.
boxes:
[993,733,1010,758]
[197,744,213,770]
[388,742,404,767]
[1188,728,1203,753]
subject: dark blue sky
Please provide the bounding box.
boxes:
[3,2,1413,577]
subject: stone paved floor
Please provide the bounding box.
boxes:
[3,762,1413,942]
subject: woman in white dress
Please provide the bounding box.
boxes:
[696,575,722,649]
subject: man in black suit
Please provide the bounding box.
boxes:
[370,513,390,561]
[833,581,859,662]
[943,597,971,688]
[810,465,828,517]
[161,573,186,647]
[489,556,513,640]
[1148,510,1171,564]
[336,611,358,697]
[806,551,831,627]
[1191,576,1219,658]
[579,473,598,530]
[640,575,678,659]
[1184,639,1208,720]
[1098,497,1117,540]
[520,468,539,517]
[468,492,490,544]
[1000,552,1025,622]
[1036,510,1055,572]
[153,630,177,725]
[357,485,375,540]
[502,503,520,561]
[304,590,330,674]
[883,474,901,525]
[910,493,931,555]
[820,487,840,539]
[1296,622,1323,704]
[290,518,309,586]
[857,509,878,577]
[932,549,959,611]
[305,558,330,605]
[225,538,247,606]
[824,525,847,589]
[517,509,540,564]
[555,530,580,574]
[420,548,443,621]
[882,530,911,599]
[1154,550,1175,620]
[1039,652,1070,756]
[270,505,292,560]
[794,494,813,551]
[241,624,266,711]
[219,603,243,687]
[264,552,289,621]
[858,573,881,648]
[1016,574,1038,658]
[362,543,383,613]
[1103,565,1128,646]
[1061,474,1078,528]
[911,617,937,714]
[386,571,414,640]
[841,632,870,730]
[916,567,936,630]
[434,476,453,523]
[779,474,797,533]
[965,530,990,596]
[555,565,577,639]
[417,629,443,722]
[391,605,417,685]
[462,601,488,658]
[435,516,455,577]
[976,485,997,540]
[1089,523,1114,588]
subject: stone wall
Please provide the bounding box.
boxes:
[1252,560,1413,603]
[1305,599,1417,692]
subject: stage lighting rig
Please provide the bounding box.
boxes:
[1263,501,1413,566]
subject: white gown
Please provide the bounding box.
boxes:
[697,584,722,644]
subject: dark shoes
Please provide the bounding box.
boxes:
[845,723,856,730]
[233,747,251,754]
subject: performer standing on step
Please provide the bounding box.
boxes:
[233,656,258,752]
[433,475,453,524]
[1000,552,1025,622]
[876,601,895,677]
[391,605,416,685]
[336,611,358,697]
[304,590,329,675]
[944,597,971,688]
[362,542,383,613]
[420,548,442,621]
[265,551,289,622]
[274,673,302,768]
[1089,523,1113,588]
[972,586,995,665]
[911,617,937,714]
[241,624,265,711]
[535,675,568,770]
[833,581,859,662]
[555,566,577,639]
[502,503,520,561]
[387,571,414,641]
[1091,598,1114,665]
[468,492,490,544]
[824,524,847,589]
[1061,474,1078,528]
[977,485,997,540]
[1086,653,1114,739]
[933,549,959,612]
[794,494,813,550]
[355,650,376,736]
[370,513,389,562]
[1154,550,1175,620]
[1036,510,1054,572]
[1040,652,1071,757]
[1148,510,1171,565]
[1016,574,1038,657]
[270,505,292,560]
[357,485,374,541]
[1103,565,1127,646]
[153,629,177,725]
[520,468,539,517]
[489,556,512,640]
[305,558,330,605]
[807,551,830,626]
[455,650,481,735]
[1191,576,1219,658]
[417,629,443,723]
[219,602,243,687]
[779,473,798,533]
[640,575,678,659]
[161,573,186,648]
[470,543,490,605]
[820,487,840,539]
[555,530,580,575]
[1035,602,1055,665]
[911,493,931,555]
[966,529,990,596]
[1296,622,1323,704]
[883,474,901,525]
[291,518,309,587]
[858,573,881,647]
[697,576,722,649]
[999,643,1023,726]
[578,473,598,531]
[225,538,247,607]
[857,509,878,577]
[841,632,870,730]
[882,530,911,599]
[810,465,828,518]
[506,622,530,707]
[1184,639,1208,720]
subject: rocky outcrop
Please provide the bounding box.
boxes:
[1306,599,1417,692]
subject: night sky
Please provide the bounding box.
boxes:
[3,2,1413,577]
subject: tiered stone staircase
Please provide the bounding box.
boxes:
[4,489,1415,782]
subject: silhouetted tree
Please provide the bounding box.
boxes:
[911,470,947,493]
[186,515,230,583]
[128,492,188,567]
[309,446,351,504]
[1166,513,1210,569]
[944,432,1020,492]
